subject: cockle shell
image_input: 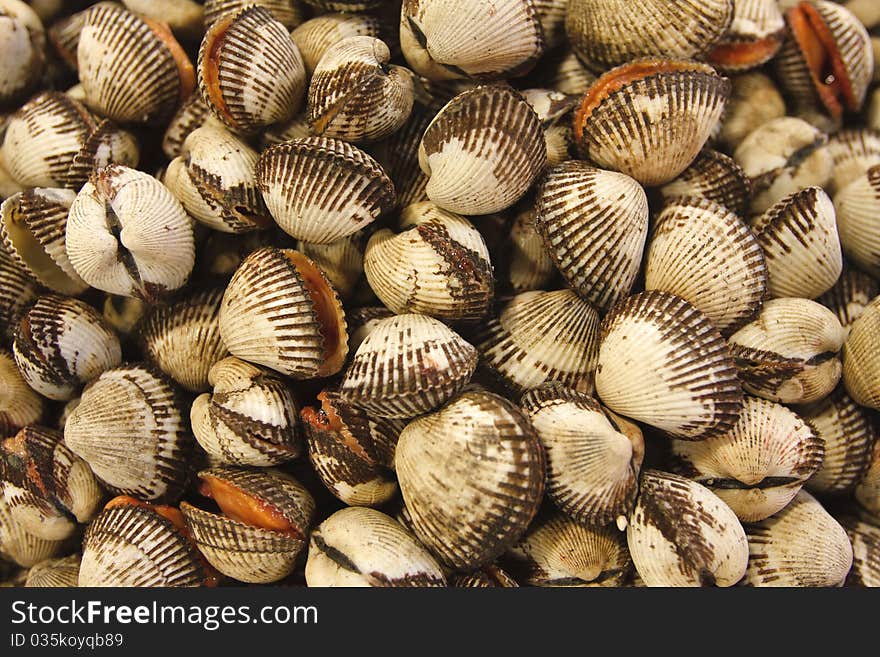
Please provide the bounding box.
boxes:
[0,350,43,437]
[368,102,432,210]
[524,48,597,97]
[0,244,38,344]
[24,553,80,587]
[298,233,365,302]
[826,128,880,196]
[291,12,381,76]
[121,0,204,41]
[162,93,212,160]
[504,199,556,294]
[657,150,752,217]
[532,0,567,50]
[817,264,879,332]
[0,0,45,109]
[717,72,787,150]
[204,0,302,30]
[834,164,880,278]
[842,517,880,587]
[0,492,64,568]
[707,0,785,72]
[856,439,880,516]
[842,296,880,410]
[451,565,518,588]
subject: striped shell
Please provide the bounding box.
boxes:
[204,0,303,30]
[0,350,43,437]
[826,128,880,196]
[856,440,880,515]
[162,93,212,160]
[0,491,64,568]
[657,149,752,217]
[369,102,433,210]
[842,297,880,409]
[0,244,38,343]
[291,12,381,76]
[816,264,879,331]
[834,164,880,278]
[24,554,81,587]
[707,0,785,72]
[505,200,556,294]
[842,518,880,587]
[451,566,518,588]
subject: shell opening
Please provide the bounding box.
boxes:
[201,16,235,126]
[198,474,302,538]
[141,17,195,106]
[2,198,71,290]
[104,495,188,533]
[301,391,370,461]
[709,35,784,69]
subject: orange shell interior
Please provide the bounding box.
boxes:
[300,391,370,461]
[142,17,195,105]
[198,473,302,538]
[199,15,236,125]
[708,34,784,69]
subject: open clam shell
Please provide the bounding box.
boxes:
[395,390,545,571]
[657,150,752,217]
[842,296,880,410]
[817,264,879,332]
[24,553,81,587]
[0,350,44,437]
[595,291,743,441]
[707,0,785,72]
[670,396,824,522]
[0,492,64,568]
[291,12,381,76]
[842,517,880,587]
[834,164,880,278]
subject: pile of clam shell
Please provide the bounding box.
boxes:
[1,0,878,589]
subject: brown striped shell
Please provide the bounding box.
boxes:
[717,72,787,150]
[532,0,567,50]
[0,0,45,109]
[707,0,785,72]
[204,0,303,30]
[826,128,880,196]
[505,199,556,294]
[657,150,752,217]
[842,517,880,588]
[369,102,432,210]
[834,164,880,278]
[0,244,38,344]
[47,4,90,71]
[395,390,545,571]
[524,48,597,97]
[218,247,349,379]
[816,264,879,331]
[0,350,43,437]
[162,93,212,160]
[345,306,394,354]
[291,12,382,76]
[451,565,518,588]
[0,491,64,567]
[595,291,743,441]
[842,296,880,409]
[24,553,80,587]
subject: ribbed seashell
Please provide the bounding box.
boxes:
[339,313,477,419]
[0,244,38,344]
[717,72,787,150]
[842,297,880,409]
[302,0,384,10]
[532,0,566,50]
[596,291,743,441]
[801,386,877,495]
[418,85,546,215]
[256,137,395,244]
[729,298,846,404]
[741,490,852,587]
[841,517,880,587]
[826,129,880,196]
[451,565,518,588]
[369,102,432,210]
[774,1,873,118]
[291,12,381,76]
[671,396,824,522]
[180,467,314,584]
[47,4,90,71]
[834,165,880,278]
[191,357,300,467]
[1,425,103,540]
[707,0,785,72]
[162,93,212,160]
[204,0,302,30]
[521,385,643,527]
[308,36,413,144]
[751,186,842,299]
[817,264,879,331]
[0,350,43,437]
[400,0,543,81]
[298,233,365,301]
[101,295,146,338]
[164,124,271,234]
[505,513,631,587]
[566,0,733,73]
[504,200,556,294]
[573,59,731,187]
[657,150,752,217]
[65,118,141,191]
[0,188,86,296]
[121,0,204,41]
[476,290,600,396]
[305,507,446,587]
[77,2,194,125]
[364,203,493,321]
[0,0,45,109]
[198,5,305,135]
[79,497,209,587]
[302,390,403,507]
[24,553,80,587]
[66,164,195,301]
[140,287,229,393]
[734,117,832,214]
[396,390,544,570]
[345,306,393,354]
[194,229,282,283]
[13,295,121,401]
[0,493,64,567]
[64,365,190,502]
[534,162,648,311]
[627,470,748,587]
[218,247,348,379]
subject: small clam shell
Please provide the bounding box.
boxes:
[595,291,744,441]
[339,313,477,419]
[48,5,89,71]
[218,247,349,379]
[418,85,547,215]
[842,296,880,409]
[476,290,600,396]
[291,12,381,76]
[0,492,64,568]
[140,287,229,393]
[395,390,545,570]
[534,161,649,311]
[345,305,393,354]
[834,164,880,278]
[256,137,395,244]
[162,93,212,160]
[79,497,208,587]
[729,297,846,404]
[260,112,313,149]
[305,507,446,587]
[532,0,567,50]
[826,128,880,196]
[751,186,842,299]
[298,233,365,301]
[707,0,785,72]
[572,59,731,186]
[842,517,880,587]
[505,199,556,294]
[741,490,852,587]
[191,357,301,467]
[521,385,643,527]
[0,350,43,437]
[24,553,81,587]
[856,440,880,515]
[627,470,749,587]
[64,365,191,502]
[13,295,121,401]
[0,0,45,108]
[364,202,493,321]
[451,565,518,588]
[121,0,204,41]
[204,0,303,30]
[670,396,824,522]
[198,5,306,134]
[816,264,879,332]
[66,164,196,301]
[717,72,787,150]
[400,0,544,81]
[657,150,752,217]
[0,244,38,344]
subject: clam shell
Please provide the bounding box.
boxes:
[751,186,842,299]
[140,287,229,393]
[572,59,731,186]
[24,553,81,587]
[346,305,393,354]
[122,0,204,41]
[339,313,477,419]
[627,469,749,587]
[505,199,556,294]
[834,164,880,278]
[0,350,43,437]
[0,244,38,344]
[717,72,787,150]
[305,507,446,587]
[856,439,880,515]
[707,0,785,72]
[670,396,824,522]
[298,233,365,301]
[395,390,545,570]
[644,197,767,335]
[826,128,880,196]
[204,0,303,30]
[364,202,493,321]
[368,102,432,210]
[0,0,44,108]
[13,295,121,401]
[816,263,879,331]
[64,365,191,502]
[0,492,64,568]
[476,290,600,396]
[595,291,743,441]
[101,295,146,338]
[657,150,752,217]
[842,517,880,588]
[729,298,846,404]
[256,137,395,244]
[418,85,547,215]
[162,93,212,160]
[291,12,381,76]
[191,357,301,467]
[842,296,880,409]
[741,490,852,587]
[532,0,567,50]
[260,112,313,149]
[218,247,349,379]
[521,385,643,527]
[451,565,518,588]
[66,118,140,190]
[534,161,649,311]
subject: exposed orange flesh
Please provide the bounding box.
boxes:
[301,391,370,461]
[788,2,855,117]
[199,474,301,537]
[142,17,196,105]
[200,15,236,125]
[2,434,27,460]
[2,433,49,496]
[708,34,784,69]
